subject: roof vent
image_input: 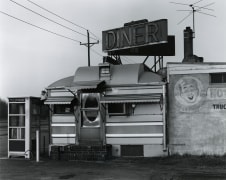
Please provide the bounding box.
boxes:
[99,60,111,81]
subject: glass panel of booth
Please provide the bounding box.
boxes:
[9,103,25,114]
[8,102,26,140]
[9,116,25,126]
[9,128,25,140]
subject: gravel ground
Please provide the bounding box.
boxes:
[0,155,226,180]
[1,121,226,180]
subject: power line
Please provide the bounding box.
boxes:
[123,56,136,63]
[177,12,193,25]
[121,57,131,64]
[26,0,101,41]
[89,32,102,42]
[8,0,98,41]
[121,59,130,64]
[27,0,87,31]
[90,47,103,57]
[0,10,81,43]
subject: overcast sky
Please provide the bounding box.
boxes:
[0,0,225,101]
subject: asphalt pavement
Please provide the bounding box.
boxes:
[1,156,226,180]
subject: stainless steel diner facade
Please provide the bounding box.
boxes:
[44,63,167,157]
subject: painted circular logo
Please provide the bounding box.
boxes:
[174,76,204,106]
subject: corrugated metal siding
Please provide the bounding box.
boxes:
[106,137,162,145]
[52,138,75,144]
[106,125,163,134]
[106,115,162,122]
[51,115,76,144]
[105,102,164,145]
[52,115,75,123]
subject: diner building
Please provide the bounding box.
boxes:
[44,62,167,157]
[8,19,226,159]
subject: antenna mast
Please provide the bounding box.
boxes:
[191,4,195,36]
[170,0,216,38]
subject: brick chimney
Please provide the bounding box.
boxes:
[184,27,193,58]
[182,27,203,63]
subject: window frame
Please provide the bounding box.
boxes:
[53,104,74,115]
[108,103,127,116]
[210,73,226,84]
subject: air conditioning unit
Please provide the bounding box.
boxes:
[81,93,100,127]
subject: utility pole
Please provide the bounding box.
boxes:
[80,30,99,66]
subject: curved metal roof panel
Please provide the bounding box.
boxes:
[47,63,164,90]
[109,64,143,85]
[138,71,162,84]
[48,76,74,88]
[73,63,163,86]
[73,66,99,82]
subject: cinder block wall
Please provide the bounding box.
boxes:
[168,74,226,155]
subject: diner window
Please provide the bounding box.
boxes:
[53,104,73,114]
[108,103,126,116]
[210,73,226,84]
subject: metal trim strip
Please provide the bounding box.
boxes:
[106,122,163,126]
[51,124,75,126]
[51,134,76,137]
[46,102,71,105]
[8,152,26,154]
[100,99,160,103]
[106,133,163,138]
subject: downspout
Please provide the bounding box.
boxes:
[162,84,167,151]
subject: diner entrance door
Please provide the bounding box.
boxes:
[78,93,104,145]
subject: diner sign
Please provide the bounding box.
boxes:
[102,19,168,51]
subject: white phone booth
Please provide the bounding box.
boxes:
[8,97,49,159]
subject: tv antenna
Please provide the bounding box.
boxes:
[170,0,216,38]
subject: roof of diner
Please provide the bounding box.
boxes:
[74,63,163,86]
[48,63,163,89]
[48,76,74,88]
